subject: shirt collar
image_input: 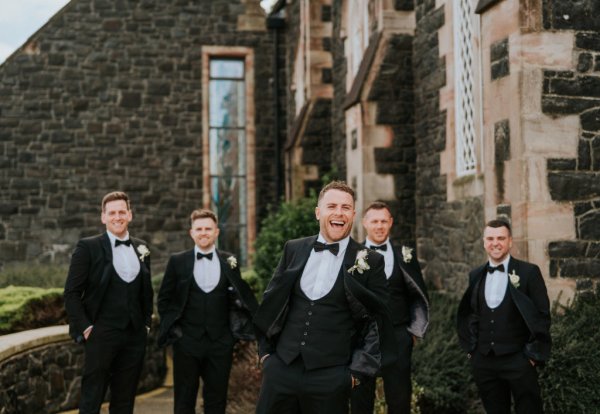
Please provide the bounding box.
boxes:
[107,230,130,245]
[317,233,350,255]
[365,237,390,248]
[195,245,216,256]
[488,255,511,272]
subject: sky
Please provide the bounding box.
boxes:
[0,0,277,65]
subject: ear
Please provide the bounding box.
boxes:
[315,206,320,221]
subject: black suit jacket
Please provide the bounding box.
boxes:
[64,232,154,343]
[156,248,258,348]
[253,235,397,377]
[384,242,429,338]
[456,256,551,363]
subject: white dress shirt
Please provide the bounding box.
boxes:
[107,231,140,283]
[300,235,350,300]
[194,246,221,293]
[484,255,511,309]
[366,237,394,279]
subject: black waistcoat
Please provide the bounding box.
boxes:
[276,270,355,370]
[179,273,230,344]
[477,273,530,356]
[96,267,143,330]
[387,261,410,326]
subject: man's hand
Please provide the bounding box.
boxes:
[529,359,536,367]
[351,374,361,388]
[83,325,93,341]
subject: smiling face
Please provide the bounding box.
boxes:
[483,225,512,264]
[101,199,132,239]
[362,208,393,245]
[190,217,220,251]
[315,189,356,243]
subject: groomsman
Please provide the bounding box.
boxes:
[64,191,154,414]
[351,201,429,414]
[157,208,258,414]
[457,219,551,414]
[254,181,397,414]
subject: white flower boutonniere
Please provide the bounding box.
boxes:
[227,256,238,269]
[137,244,150,262]
[509,270,520,288]
[402,246,413,263]
[348,249,370,275]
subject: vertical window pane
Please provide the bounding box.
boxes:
[209,58,247,263]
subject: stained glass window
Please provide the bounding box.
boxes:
[209,58,248,263]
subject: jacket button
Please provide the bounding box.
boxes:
[308,311,313,316]
[303,332,307,336]
[491,341,495,346]
[301,341,305,346]
[491,320,494,323]
[305,322,310,326]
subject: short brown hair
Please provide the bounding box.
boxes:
[190,209,218,226]
[363,201,392,217]
[318,180,355,202]
[102,191,130,212]
[485,219,512,236]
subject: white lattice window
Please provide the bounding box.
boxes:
[453,0,478,176]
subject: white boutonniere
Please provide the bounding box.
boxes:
[227,255,238,269]
[137,244,150,262]
[509,270,520,288]
[402,246,413,263]
[348,249,370,275]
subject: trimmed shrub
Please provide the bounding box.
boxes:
[0,285,67,334]
[412,290,480,414]
[0,263,68,289]
[540,289,600,413]
[253,195,319,294]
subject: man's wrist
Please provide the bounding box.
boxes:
[259,354,270,366]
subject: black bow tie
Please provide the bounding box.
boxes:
[370,244,387,252]
[487,264,505,273]
[197,252,213,260]
[115,239,131,247]
[313,241,339,256]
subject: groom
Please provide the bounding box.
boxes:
[64,191,153,414]
[254,181,396,414]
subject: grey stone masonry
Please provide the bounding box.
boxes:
[544,0,600,288]
[413,0,486,293]
[0,0,277,270]
[331,0,348,178]
[0,325,165,414]
[490,38,509,80]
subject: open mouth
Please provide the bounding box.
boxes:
[330,220,345,229]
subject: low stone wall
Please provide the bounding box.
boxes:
[0,324,166,414]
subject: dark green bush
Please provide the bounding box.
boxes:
[412,290,481,414]
[0,263,68,289]
[253,195,319,295]
[0,286,67,334]
[540,289,600,413]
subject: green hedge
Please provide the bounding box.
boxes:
[539,289,600,413]
[253,195,319,295]
[0,263,67,289]
[0,285,67,334]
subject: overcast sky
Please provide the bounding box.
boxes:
[0,0,276,64]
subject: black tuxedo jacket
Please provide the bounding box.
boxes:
[456,256,551,363]
[156,248,258,348]
[374,241,429,338]
[253,235,397,377]
[64,232,154,343]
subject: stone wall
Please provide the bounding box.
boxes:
[0,325,165,414]
[0,0,276,270]
[543,0,600,290]
[413,0,486,292]
[368,34,416,244]
[331,0,348,178]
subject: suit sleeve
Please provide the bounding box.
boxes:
[157,255,178,318]
[524,264,551,362]
[64,240,93,340]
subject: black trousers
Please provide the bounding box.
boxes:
[256,354,352,414]
[79,323,147,414]
[471,351,543,414]
[172,333,234,414]
[351,325,413,414]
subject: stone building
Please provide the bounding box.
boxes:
[278,0,600,301]
[0,0,283,268]
[1,0,598,300]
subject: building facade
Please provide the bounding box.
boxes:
[0,0,598,299]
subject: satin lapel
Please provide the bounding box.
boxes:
[131,238,150,276]
[469,265,487,311]
[99,233,113,289]
[216,249,231,282]
[286,235,317,281]
[342,238,360,278]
